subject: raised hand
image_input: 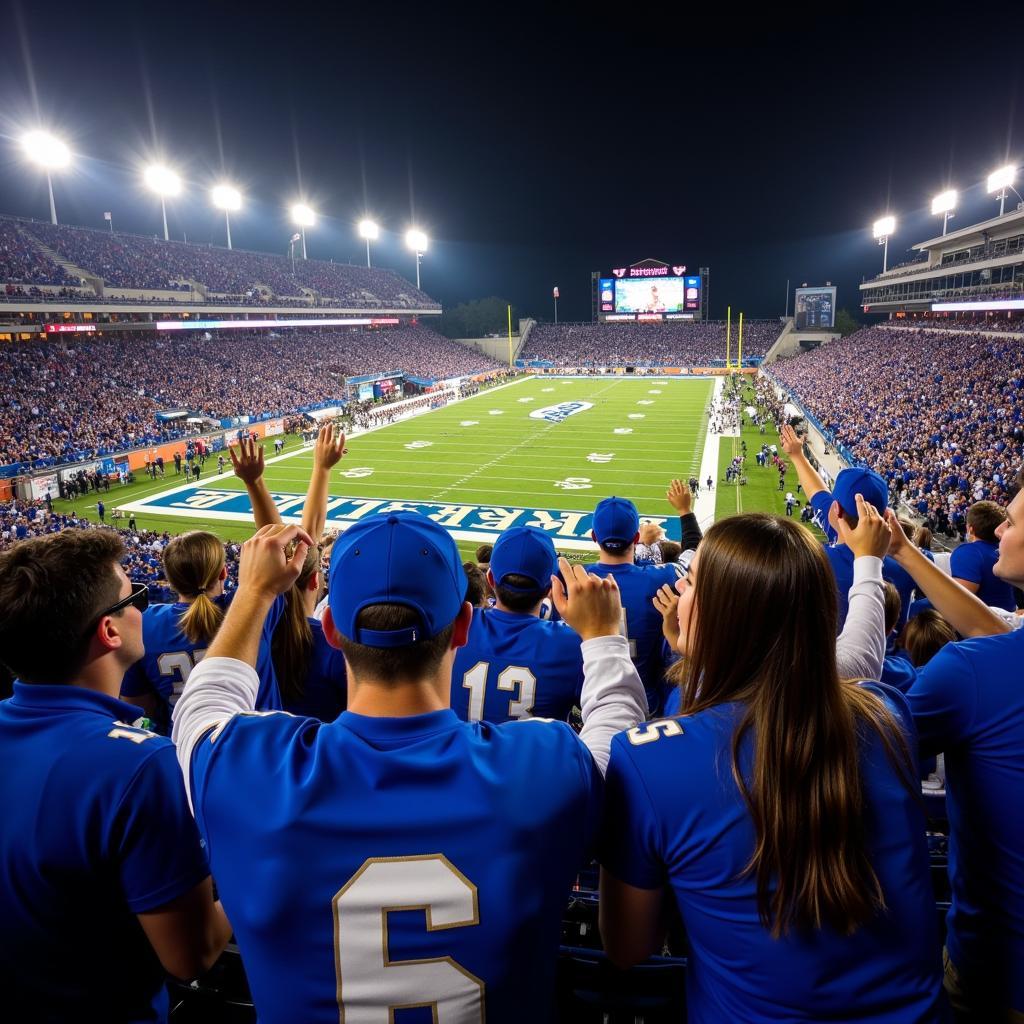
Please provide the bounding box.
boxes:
[835,493,891,560]
[779,423,803,457]
[313,423,348,471]
[229,437,265,485]
[883,508,911,561]
[652,582,680,648]
[238,524,314,601]
[667,479,692,514]
[550,556,623,641]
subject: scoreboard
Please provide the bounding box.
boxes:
[594,260,703,321]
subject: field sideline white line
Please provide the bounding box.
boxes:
[693,377,724,528]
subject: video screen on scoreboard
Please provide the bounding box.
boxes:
[601,276,701,314]
[794,286,836,329]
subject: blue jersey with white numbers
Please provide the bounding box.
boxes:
[450,607,583,723]
[0,684,209,1022]
[281,618,348,723]
[585,561,680,715]
[121,593,284,731]
[602,684,944,1023]
[189,708,602,1024]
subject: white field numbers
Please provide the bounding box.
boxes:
[333,855,484,1022]
[156,649,208,705]
[461,662,537,721]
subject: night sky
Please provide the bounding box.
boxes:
[0,3,1019,322]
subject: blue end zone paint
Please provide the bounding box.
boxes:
[118,486,683,551]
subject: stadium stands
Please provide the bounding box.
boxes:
[0,327,500,468]
[520,320,780,366]
[0,215,441,309]
[771,326,1024,534]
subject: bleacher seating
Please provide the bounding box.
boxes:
[0,215,441,309]
[521,320,780,366]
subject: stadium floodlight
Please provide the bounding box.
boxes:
[987,165,1017,216]
[291,203,315,259]
[358,218,380,268]
[143,164,182,241]
[211,185,242,249]
[21,131,71,225]
[872,216,895,273]
[405,228,429,289]
[931,189,957,235]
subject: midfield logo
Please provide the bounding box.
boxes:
[529,401,594,424]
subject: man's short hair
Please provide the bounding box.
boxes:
[336,604,455,684]
[462,562,488,608]
[967,500,1006,543]
[494,572,548,613]
[0,531,125,685]
[660,540,682,564]
[475,543,493,565]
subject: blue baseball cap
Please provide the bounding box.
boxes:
[831,467,889,518]
[489,526,558,592]
[328,512,468,647]
[592,496,641,548]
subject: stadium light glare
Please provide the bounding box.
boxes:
[931,189,957,235]
[359,218,380,268]
[405,229,429,289]
[987,164,1017,216]
[872,216,895,239]
[291,203,315,260]
[20,130,71,225]
[872,216,895,274]
[143,164,181,241]
[211,185,242,250]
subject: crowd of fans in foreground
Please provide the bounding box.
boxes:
[772,325,1024,537]
[0,215,440,308]
[0,327,501,468]
[521,319,780,366]
[0,411,1021,1022]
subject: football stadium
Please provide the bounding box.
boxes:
[1,9,1023,1024]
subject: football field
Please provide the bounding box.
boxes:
[112,376,717,556]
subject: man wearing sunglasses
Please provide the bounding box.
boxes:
[0,530,231,1022]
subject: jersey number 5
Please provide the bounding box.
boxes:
[333,855,484,1022]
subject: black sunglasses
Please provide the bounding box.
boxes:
[89,582,149,635]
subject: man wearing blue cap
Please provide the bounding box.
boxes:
[173,512,647,1023]
[586,495,683,716]
[450,526,584,723]
[781,424,915,632]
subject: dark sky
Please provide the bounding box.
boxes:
[0,2,1020,321]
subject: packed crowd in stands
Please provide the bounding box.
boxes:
[771,326,1024,536]
[884,314,1024,333]
[0,326,500,468]
[0,216,440,309]
[0,219,76,287]
[521,319,780,365]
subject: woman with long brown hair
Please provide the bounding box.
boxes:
[120,530,286,732]
[600,504,944,1022]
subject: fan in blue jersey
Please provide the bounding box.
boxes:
[949,500,1017,613]
[230,425,349,721]
[0,531,231,1022]
[600,508,945,1023]
[172,514,647,1024]
[586,494,681,715]
[780,424,915,632]
[882,499,1024,1020]
[120,530,284,732]
[451,525,583,723]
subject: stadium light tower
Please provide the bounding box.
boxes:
[144,164,182,241]
[405,228,428,289]
[987,165,1017,216]
[873,215,896,273]
[211,184,242,250]
[291,203,315,259]
[931,190,957,236]
[358,218,380,268]
[20,130,71,225]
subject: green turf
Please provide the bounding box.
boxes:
[53,376,824,553]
